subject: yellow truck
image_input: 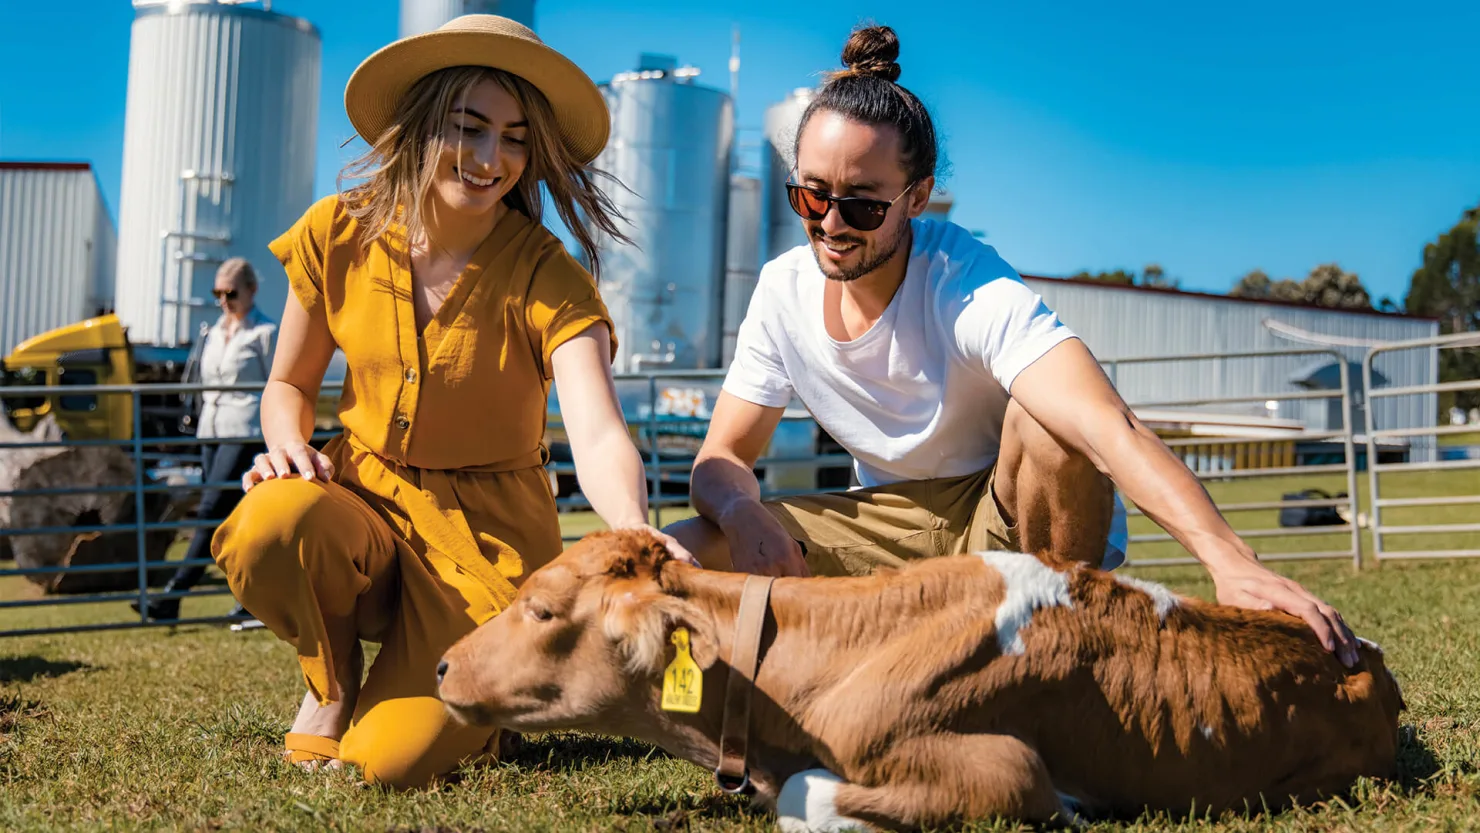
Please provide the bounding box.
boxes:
[2,313,189,442]
[0,313,344,593]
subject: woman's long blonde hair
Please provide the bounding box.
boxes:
[337,65,630,278]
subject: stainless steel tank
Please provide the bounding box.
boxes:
[721,174,761,366]
[113,0,321,346]
[591,54,734,372]
[761,87,815,262]
[399,0,535,37]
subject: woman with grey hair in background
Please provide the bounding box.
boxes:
[133,256,276,621]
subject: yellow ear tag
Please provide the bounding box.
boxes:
[661,627,703,713]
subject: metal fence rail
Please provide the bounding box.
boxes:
[1364,332,1480,562]
[3,340,1478,638]
[1102,349,1362,568]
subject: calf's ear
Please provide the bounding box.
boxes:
[653,595,719,670]
[605,588,719,675]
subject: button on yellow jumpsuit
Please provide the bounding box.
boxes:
[211,195,614,788]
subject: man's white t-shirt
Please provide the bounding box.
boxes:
[723,217,1128,567]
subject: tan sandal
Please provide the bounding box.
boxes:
[283,732,342,770]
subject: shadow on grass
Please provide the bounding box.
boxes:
[1395,723,1445,789]
[611,793,758,830]
[505,731,673,773]
[504,735,763,828]
[0,655,93,683]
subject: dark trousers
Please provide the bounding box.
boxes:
[169,440,265,589]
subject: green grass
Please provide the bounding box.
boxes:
[1125,468,1480,564]
[1,471,1478,831]
[1438,429,1480,447]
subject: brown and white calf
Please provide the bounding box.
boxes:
[436,529,1404,831]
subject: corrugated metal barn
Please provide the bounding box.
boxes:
[1022,276,1440,459]
[0,162,117,354]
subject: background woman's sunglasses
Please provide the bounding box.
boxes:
[785,181,915,232]
[213,289,239,301]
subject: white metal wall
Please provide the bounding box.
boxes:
[91,186,117,314]
[0,165,116,354]
[1023,278,1440,450]
[399,0,535,36]
[113,2,320,347]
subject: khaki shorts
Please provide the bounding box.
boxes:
[761,465,1019,577]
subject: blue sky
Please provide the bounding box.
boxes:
[2,0,1477,304]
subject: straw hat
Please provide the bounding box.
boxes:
[344,15,609,163]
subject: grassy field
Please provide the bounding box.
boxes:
[1,468,1478,831]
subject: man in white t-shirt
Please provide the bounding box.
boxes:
[667,25,1359,667]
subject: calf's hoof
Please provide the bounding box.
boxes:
[777,768,870,833]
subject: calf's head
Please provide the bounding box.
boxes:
[437,529,719,732]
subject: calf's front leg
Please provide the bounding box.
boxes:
[777,733,1079,832]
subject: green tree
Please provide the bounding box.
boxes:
[1404,203,1480,411]
[1231,269,1272,299]
[1229,265,1371,310]
[1068,263,1180,288]
[1140,263,1181,289]
[1070,268,1137,286]
[1303,263,1372,310]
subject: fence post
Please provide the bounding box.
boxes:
[132,391,149,621]
[646,374,660,529]
[1362,349,1383,562]
[1337,357,1361,569]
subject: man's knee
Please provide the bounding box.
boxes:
[1000,403,1113,517]
[1003,400,1099,479]
[663,514,735,571]
[997,400,1114,554]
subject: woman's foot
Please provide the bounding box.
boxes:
[284,642,363,771]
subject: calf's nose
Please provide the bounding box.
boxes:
[436,659,449,687]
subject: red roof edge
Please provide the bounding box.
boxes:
[1020,273,1439,322]
[0,161,93,172]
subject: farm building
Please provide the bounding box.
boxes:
[1023,276,1439,460]
[0,162,117,355]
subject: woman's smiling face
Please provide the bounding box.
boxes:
[429,79,530,219]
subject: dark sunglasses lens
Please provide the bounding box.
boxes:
[837,199,889,231]
[214,290,237,300]
[787,185,829,220]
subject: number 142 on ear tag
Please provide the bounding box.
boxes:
[661,628,702,713]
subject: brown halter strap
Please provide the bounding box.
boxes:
[714,574,775,794]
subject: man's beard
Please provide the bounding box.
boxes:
[811,218,912,282]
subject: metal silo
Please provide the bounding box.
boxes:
[592,54,734,372]
[761,87,815,261]
[399,0,535,37]
[722,174,761,366]
[113,0,321,347]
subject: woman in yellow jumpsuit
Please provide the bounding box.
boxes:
[211,15,687,789]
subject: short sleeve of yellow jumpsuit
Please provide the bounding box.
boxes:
[211,195,616,788]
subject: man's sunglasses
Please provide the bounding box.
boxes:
[212,289,239,301]
[785,179,915,232]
